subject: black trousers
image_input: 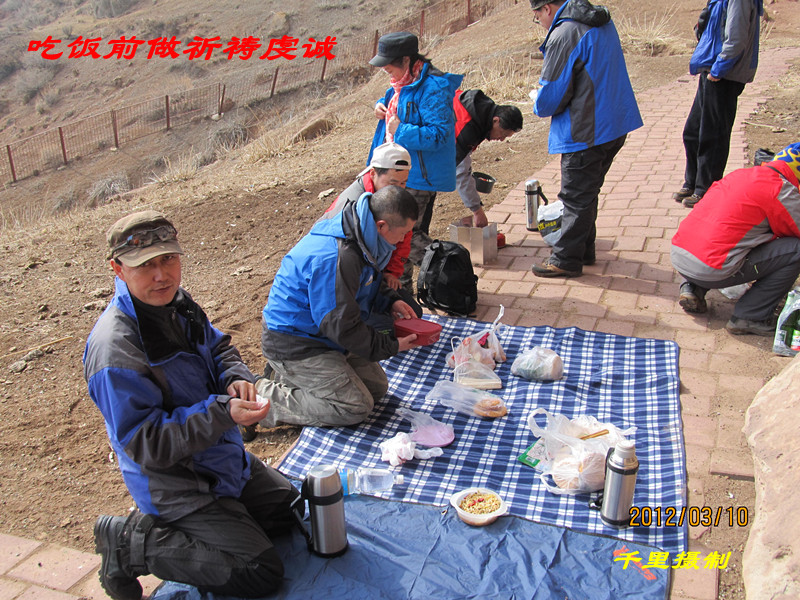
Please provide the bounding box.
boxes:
[549,135,626,272]
[682,76,746,197]
[130,457,300,598]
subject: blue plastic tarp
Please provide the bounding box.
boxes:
[151,496,669,600]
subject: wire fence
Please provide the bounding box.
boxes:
[1,0,520,184]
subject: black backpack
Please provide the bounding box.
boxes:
[417,240,478,317]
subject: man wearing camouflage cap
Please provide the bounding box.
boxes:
[83,210,299,599]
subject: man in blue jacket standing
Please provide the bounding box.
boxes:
[529,0,642,277]
[84,211,299,599]
[674,0,762,208]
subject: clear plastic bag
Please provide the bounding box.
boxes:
[773,289,800,357]
[526,408,635,495]
[396,407,454,447]
[453,359,502,390]
[426,381,508,418]
[510,347,563,381]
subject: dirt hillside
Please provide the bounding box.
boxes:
[1,2,799,599]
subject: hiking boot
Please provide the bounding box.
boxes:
[672,187,693,202]
[725,316,775,337]
[679,282,708,314]
[683,194,703,208]
[94,515,142,600]
[531,260,582,278]
[239,424,258,442]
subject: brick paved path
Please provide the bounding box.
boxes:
[2,45,798,600]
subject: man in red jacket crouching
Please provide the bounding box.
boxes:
[671,143,800,336]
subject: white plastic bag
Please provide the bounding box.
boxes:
[510,347,563,381]
[453,359,502,390]
[446,306,507,369]
[537,200,563,247]
[526,408,636,495]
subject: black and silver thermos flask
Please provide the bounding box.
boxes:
[600,440,639,527]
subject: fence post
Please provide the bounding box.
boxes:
[270,67,279,98]
[111,110,120,149]
[218,84,226,115]
[57,127,68,165]
[372,30,379,60]
[165,95,171,131]
[6,145,16,183]
[320,58,328,82]
[467,0,472,26]
[420,10,425,38]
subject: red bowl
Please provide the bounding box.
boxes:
[394,318,442,345]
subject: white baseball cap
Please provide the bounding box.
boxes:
[370,142,411,171]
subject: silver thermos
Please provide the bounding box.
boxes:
[292,464,348,557]
[600,440,639,527]
[525,179,545,231]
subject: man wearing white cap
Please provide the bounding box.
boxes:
[323,142,418,297]
[84,211,299,599]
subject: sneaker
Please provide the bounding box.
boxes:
[679,282,708,314]
[94,516,142,600]
[683,194,703,208]
[531,260,582,278]
[239,424,258,442]
[672,187,693,202]
[725,316,775,337]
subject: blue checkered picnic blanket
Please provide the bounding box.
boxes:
[279,316,688,555]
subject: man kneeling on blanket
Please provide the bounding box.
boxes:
[253,185,421,434]
[84,211,299,600]
[671,143,800,336]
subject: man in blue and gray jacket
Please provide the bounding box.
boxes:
[529,0,642,277]
[257,185,420,430]
[84,211,299,600]
[674,0,762,208]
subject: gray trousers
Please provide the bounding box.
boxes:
[127,458,299,598]
[401,187,438,293]
[257,350,388,427]
[681,237,800,320]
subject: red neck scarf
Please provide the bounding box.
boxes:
[385,61,423,142]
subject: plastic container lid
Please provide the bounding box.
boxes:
[394,318,442,345]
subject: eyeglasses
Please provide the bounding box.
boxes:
[112,225,177,255]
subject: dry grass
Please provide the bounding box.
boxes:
[147,153,199,185]
[617,8,688,56]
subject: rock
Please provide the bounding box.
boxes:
[22,349,44,362]
[291,118,336,143]
[90,287,112,298]
[318,188,335,199]
[83,300,106,311]
[742,354,800,599]
[231,266,253,276]
[9,360,27,373]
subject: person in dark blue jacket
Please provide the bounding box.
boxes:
[84,211,299,600]
[368,31,463,292]
[257,185,420,429]
[674,0,762,208]
[529,0,642,277]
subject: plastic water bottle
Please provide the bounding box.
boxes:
[339,467,404,495]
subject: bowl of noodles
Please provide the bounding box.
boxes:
[449,488,508,526]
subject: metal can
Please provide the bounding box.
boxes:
[525,179,540,231]
[600,440,639,527]
[792,327,800,351]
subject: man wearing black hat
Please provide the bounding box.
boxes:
[84,211,299,600]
